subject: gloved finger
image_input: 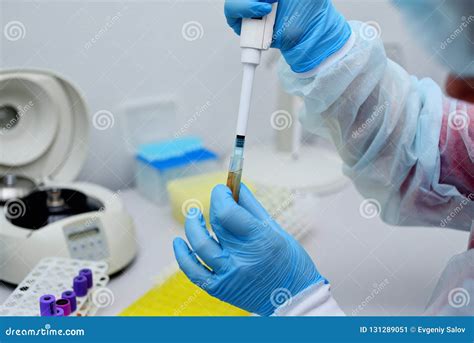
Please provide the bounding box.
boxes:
[226,16,243,35]
[240,183,286,234]
[225,1,275,35]
[238,183,271,222]
[210,184,262,237]
[173,238,214,287]
[225,1,274,19]
[184,211,228,273]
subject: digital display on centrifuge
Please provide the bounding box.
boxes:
[67,227,100,241]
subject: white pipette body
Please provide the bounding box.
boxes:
[227,4,278,201]
[235,4,278,137]
[235,51,259,136]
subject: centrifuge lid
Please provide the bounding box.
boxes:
[0,70,89,182]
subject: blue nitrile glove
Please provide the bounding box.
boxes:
[173,184,325,316]
[224,0,352,73]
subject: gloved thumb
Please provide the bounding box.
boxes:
[210,184,262,237]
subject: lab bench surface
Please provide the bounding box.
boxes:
[0,187,468,316]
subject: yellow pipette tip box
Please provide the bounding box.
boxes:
[120,270,250,317]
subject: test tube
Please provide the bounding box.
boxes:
[73,275,88,297]
[227,157,243,202]
[55,299,71,316]
[227,136,245,202]
[62,290,77,312]
[55,308,65,317]
[39,294,56,316]
[79,269,93,289]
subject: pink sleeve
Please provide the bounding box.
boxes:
[439,98,474,197]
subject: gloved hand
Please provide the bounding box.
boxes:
[173,184,325,316]
[224,0,352,73]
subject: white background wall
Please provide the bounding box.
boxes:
[1,0,449,190]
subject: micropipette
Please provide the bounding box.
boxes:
[227,4,278,202]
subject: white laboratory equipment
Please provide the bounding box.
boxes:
[227,3,278,201]
[0,70,137,285]
[245,92,348,196]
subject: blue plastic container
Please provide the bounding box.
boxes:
[135,137,219,205]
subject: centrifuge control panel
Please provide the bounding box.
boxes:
[63,221,109,261]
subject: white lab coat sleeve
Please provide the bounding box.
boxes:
[273,282,345,316]
[424,249,474,316]
[279,20,474,231]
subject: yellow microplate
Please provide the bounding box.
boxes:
[120,271,250,317]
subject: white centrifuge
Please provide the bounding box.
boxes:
[0,70,137,284]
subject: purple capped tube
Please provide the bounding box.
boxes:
[62,290,77,312]
[55,307,65,317]
[79,269,93,289]
[39,294,56,316]
[55,299,71,316]
[73,275,88,297]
